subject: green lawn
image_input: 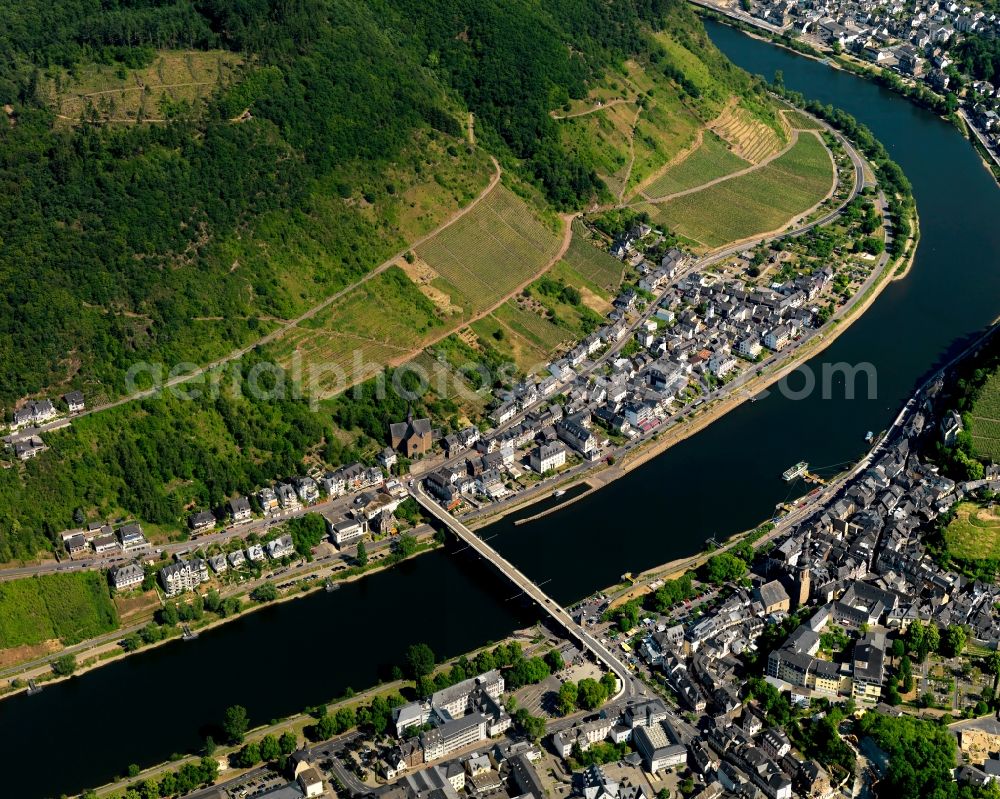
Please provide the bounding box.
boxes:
[944,502,1000,561]
[644,131,749,199]
[969,370,1000,462]
[636,132,834,248]
[0,572,119,649]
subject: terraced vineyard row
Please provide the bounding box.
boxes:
[644,131,749,199]
[636,132,834,249]
[711,104,786,165]
[561,221,627,294]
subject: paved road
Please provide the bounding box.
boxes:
[0,490,368,582]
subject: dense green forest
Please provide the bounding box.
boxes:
[0,0,704,407]
[0,0,769,561]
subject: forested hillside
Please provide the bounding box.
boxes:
[0,0,698,407]
[0,0,778,561]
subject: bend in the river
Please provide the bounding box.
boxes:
[7,23,1000,799]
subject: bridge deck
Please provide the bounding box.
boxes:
[412,487,636,700]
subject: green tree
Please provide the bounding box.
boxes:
[250,583,278,602]
[235,742,261,768]
[557,681,578,715]
[940,625,967,658]
[259,734,280,762]
[223,704,250,744]
[576,677,608,710]
[356,541,368,567]
[405,642,436,679]
[279,731,297,755]
[514,708,546,741]
[986,652,1000,693]
[704,552,747,584]
[545,649,565,673]
[204,589,222,614]
[51,654,76,676]
[122,633,142,652]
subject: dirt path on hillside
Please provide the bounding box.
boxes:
[70,156,502,420]
[618,106,644,203]
[628,96,738,202]
[550,97,632,120]
[631,130,801,207]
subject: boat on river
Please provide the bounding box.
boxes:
[782,461,809,481]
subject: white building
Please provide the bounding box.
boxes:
[529,442,567,473]
[159,559,209,597]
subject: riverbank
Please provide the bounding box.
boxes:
[0,527,440,701]
[83,628,545,799]
[471,192,914,536]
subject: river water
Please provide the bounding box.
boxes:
[4,21,1000,799]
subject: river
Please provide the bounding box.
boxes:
[4,20,1000,799]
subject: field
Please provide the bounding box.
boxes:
[944,502,1000,561]
[271,266,444,396]
[969,370,1000,462]
[45,50,242,125]
[560,221,627,296]
[0,572,119,650]
[635,132,834,249]
[643,131,749,199]
[415,184,562,315]
[711,102,788,164]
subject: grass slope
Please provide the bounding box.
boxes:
[637,132,833,248]
[944,502,1000,561]
[0,572,119,649]
[45,49,243,125]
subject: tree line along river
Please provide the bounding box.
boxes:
[4,20,1000,799]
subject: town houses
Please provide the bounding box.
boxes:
[714,0,1000,164]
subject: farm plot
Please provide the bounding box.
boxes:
[782,110,825,131]
[560,221,627,295]
[711,102,787,164]
[493,301,572,355]
[470,316,549,374]
[415,185,562,316]
[969,370,1000,462]
[643,131,749,199]
[637,132,834,249]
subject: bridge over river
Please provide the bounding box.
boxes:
[411,484,645,703]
